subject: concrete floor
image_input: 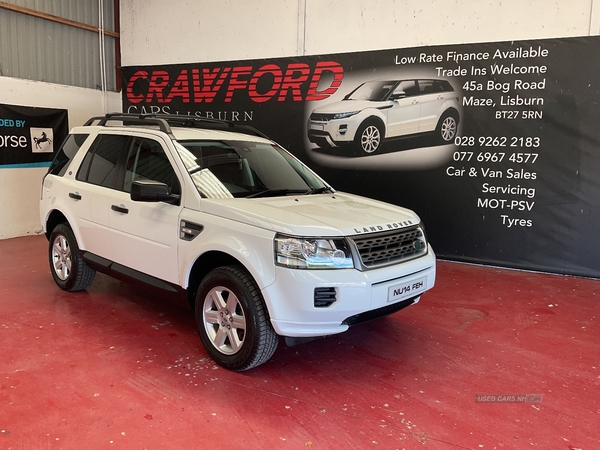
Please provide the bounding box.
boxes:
[0,235,598,449]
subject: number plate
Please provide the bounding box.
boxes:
[310,123,324,131]
[387,276,427,303]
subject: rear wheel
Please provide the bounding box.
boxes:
[355,120,383,154]
[49,223,95,291]
[195,265,278,371]
[437,112,458,143]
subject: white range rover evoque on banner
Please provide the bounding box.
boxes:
[308,79,460,154]
[40,113,436,371]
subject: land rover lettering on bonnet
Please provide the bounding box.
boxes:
[40,113,436,371]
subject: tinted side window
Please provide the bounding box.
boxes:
[48,134,89,176]
[418,80,436,94]
[436,80,454,92]
[395,80,418,97]
[124,137,180,195]
[77,134,130,189]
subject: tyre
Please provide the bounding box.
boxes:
[195,265,279,371]
[355,120,383,154]
[49,223,96,291]
[437,111,459,143]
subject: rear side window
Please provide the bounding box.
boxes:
[48,134,89,176]
[77,134,130,189]
[436,80,454,92]
[419,80,436,94]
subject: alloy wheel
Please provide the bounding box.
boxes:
[202,286,247,355]
[51,234,72,281]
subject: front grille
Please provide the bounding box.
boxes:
[310,112,335,122]
[350,225,427,269]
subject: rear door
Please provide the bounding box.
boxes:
[69,133,130,260]
[417,79,446,132]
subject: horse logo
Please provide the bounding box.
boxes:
[30,127,54,153]
[33,131,52,149]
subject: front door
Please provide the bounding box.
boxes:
[107,134,183,284]
[386,80,421,137]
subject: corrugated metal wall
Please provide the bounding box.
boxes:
[0,0,116,91]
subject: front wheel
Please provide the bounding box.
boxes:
[355,120,383,154]
[48,223,95,291]
[195,265,279,371]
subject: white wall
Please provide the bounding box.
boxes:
[0,77,120,239]
[121,0,302,65]
[121,0,600,65]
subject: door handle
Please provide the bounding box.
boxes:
[69,192,82,200]
[111,204,129,214]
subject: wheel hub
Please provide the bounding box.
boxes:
[361,125,381,153]
[220,310,234,329]
[203,287,246,355]
[52,235,72,281]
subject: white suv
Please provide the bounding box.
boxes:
[308,79,460,154]
[40,114,436,371]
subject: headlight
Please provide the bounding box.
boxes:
[274,234,354,269]
[333,111,360,120]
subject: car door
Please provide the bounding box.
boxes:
[107,134,183,284]
[417,80,445,132]
[69,133,131,260]
[385,80,421,137]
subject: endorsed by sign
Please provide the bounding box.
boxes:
[0,104,68,167]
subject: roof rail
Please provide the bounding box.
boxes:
[83,113,269,139]
[84,113,173,134]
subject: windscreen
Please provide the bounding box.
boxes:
[175,139,329,199]
[347,81,397,101]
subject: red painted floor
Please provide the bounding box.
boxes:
[0,235,598,449]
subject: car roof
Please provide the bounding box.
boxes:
[69,124,272,144]
[170,127,271,143]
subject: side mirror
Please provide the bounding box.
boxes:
[390,91,406,100]
[131,180,180,204]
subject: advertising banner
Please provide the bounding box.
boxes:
[122,36,600,278]
[0,103,68,168]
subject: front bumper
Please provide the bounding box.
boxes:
[262,246,436,337]
[308,118,360,147]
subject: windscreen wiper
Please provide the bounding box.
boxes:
[307,187,333,195]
